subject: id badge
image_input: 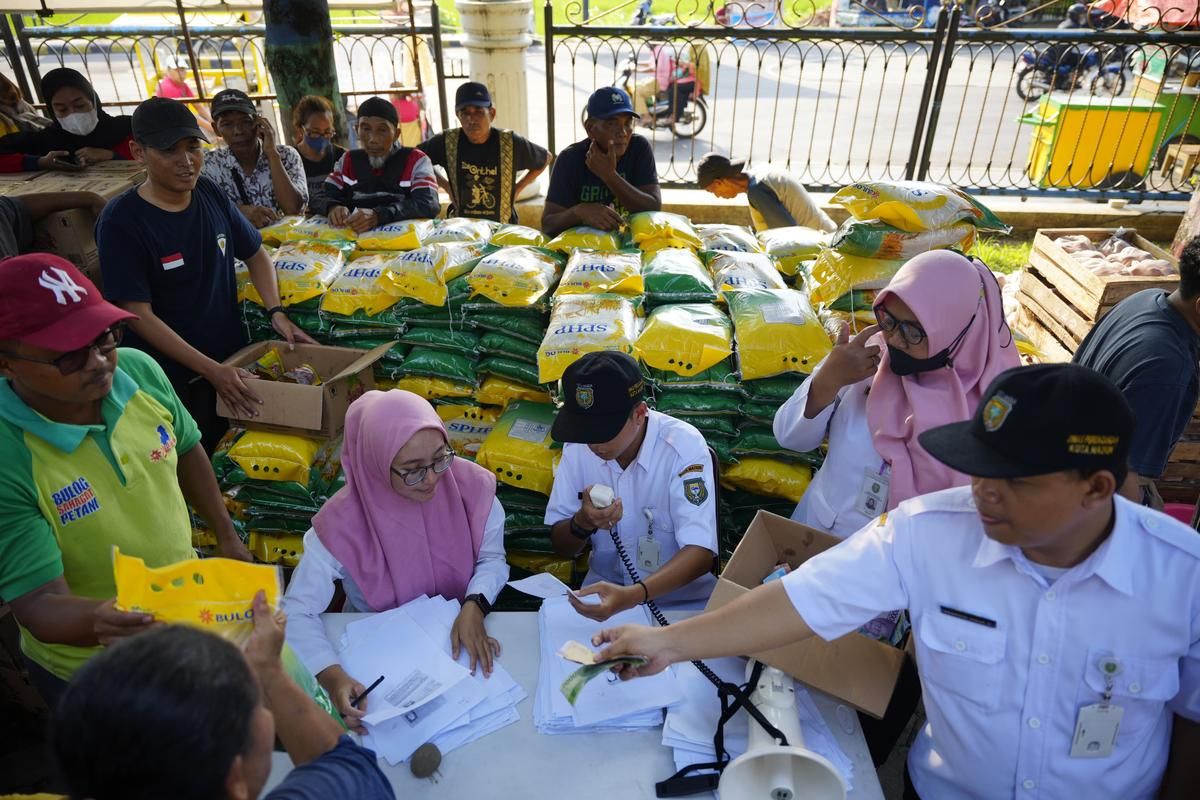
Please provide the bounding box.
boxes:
[855,469,890,518]
[637,536,662,573]
[1070,704,1123,758]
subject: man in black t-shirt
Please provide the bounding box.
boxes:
[542,87,661,237]
[420,82,550,224]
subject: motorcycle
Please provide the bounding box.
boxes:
[1015,43,1130,101]
[583,56,709,139]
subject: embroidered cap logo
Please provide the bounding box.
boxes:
[576,384,594,410]
[38,267,88,305]
[982,392,1016,433]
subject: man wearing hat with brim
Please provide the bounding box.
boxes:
[593,363,1200,799]
[310,95,439,232]
[419,81,551,224]
[697,152,835,233]
[97,97,314,453]
[0,254,252,705]
[542,87,661,237]
[545,351,718,622]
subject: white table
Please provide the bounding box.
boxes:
[265,612,884,799]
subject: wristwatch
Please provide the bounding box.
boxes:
[569,515,596,541]
[265,305,286,318]
[464,593,492,616]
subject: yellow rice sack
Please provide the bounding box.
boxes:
[637,303,733,377]
[757,226,832,277]
[228,430,322,484]
[424,217,495,245]
[249,532,306,568]
[395,375,477,400]
[708,251,787,297]
[697,223,764,253]
[474,375,553,407]
[831,180,1009,233]
[490,224,548,248]
[727,288,832,379]
[555,249,644,297]
[537,294,639,384]
[286,215,358,242]
[720,457,812,503]
[235,259,250,303]
[831,218,976,261]
[435,404,501,459]
[355,219,435,251]
[806,249,905,307]
[475,401,561,495]
[506,551,576,584]
[629,211,703,252]
[260,215,305,246]
[546,226,623,253]
[382,242,485,306]
[467,246,563,307]
[320,253,405,316]
[245,240,347,308]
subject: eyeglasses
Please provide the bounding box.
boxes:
[390,450,455,486]
[303,127,335,139]
[1,324,124,375]
[874,306,927,347]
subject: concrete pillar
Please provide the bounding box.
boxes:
[262,0,347,146]
[456,0,534,138]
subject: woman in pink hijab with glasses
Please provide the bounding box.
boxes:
[282,390,508,732]
[774,249,1021,540]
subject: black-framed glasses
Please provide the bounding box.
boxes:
[303,127,336,139]
[390,450,455,486]
[1,324,124,375]
[873,306,927,347]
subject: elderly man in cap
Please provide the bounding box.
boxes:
[542,87,661,237]
[0,254,252,706]
[697,152,835,233]
[596,364,1200,800]
[201,87,308,227]
[420,82,551,224]
[310,95,439,232]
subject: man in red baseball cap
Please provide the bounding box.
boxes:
[0,253,251,705]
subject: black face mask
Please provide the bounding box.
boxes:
[887,344,953,376]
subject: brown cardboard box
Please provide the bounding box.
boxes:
[705,510,906,718]
[215,341,394,438]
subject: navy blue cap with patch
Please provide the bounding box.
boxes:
[455,82,493,111]
[551,351,645,444]
[586,87,635,120]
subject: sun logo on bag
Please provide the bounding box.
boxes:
[982,392,1015,433]
[198,608,214,625]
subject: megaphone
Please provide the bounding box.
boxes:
[718,661,847,800]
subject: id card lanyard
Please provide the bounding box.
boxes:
[1071,656,1124,759]
[855,460,891,518]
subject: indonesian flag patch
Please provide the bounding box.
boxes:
[161,252,185,271]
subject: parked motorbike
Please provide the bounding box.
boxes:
[1015,43,1130,101]
[583,56,709,139]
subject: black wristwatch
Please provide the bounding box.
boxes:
[569,516,596,541]
[265,305,286,318]
[464,593,492,616]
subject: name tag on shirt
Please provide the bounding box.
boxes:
[1071,704,1123,758]
[854,468,890,518]
[637,536,661,573]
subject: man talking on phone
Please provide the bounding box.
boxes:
[201,88,308,227]
[541,88,661,237]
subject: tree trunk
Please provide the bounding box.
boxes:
[262,0,347,147]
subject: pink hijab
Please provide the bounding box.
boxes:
[313,390,496,611]
[865,251,1020,508]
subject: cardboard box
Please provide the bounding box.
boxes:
[215,341,393,438]
[705,510,906,718]
[8,170,142,200]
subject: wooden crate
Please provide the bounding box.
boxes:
[1014,304,1075,363]
[1018,269,1094,349]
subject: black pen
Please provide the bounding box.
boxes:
[939,605,997,629]
[351,675,385,709]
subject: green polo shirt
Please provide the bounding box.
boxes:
[0,348,200,679]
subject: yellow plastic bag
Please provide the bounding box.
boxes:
[354,219,434,251]
[831,180,1009,233]
[235,259,250,303]
[537,294,639,384]
[245,240,347,308]
[697,223,764,253]
[474,375,553,407]
[727,288,832,379]
[435,404,501,458]
[286,215,358,242]
[806,249,905,307]
[637,303,732,377]
[423,217,495,245]
[490,224,548,248]
[475,400,561,495]
[229,430,322,484]
[555,249,644,297]
[720,458,812,503]
[320,253,405,316]
[708,252,787,297]
[249,532,306,568]
[113,547,282,646]
[467,246,563,308]
[395,374,477,400]
[756,226,831,277]
[382,242,484,306]
[546,226,623,253]
[260,215,305,246]
[629,211,703,252]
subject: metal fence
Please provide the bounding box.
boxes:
[544,1,1200,199]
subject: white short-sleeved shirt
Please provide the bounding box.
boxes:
[783,486,1200,799]
[544,410,718,608]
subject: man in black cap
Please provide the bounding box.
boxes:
[310,95,439,232]
[544,351,718,622]
[595,364,1200,799]
[419,82,550,224]
[200,88,307,227]
[696,151,835,233]
[97,97,313,451]
[542,87,661,237]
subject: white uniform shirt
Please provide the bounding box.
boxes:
[746,165,837,233]
[544,410,718,608]
[782,487,1200,799]
[773,362,881,539]
[282,497,508,677]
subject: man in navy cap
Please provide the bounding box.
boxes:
[541,87,661,237]
[419,82,550,224]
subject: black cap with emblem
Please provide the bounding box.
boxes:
[919,364,1133,479]
[551,351,646,444]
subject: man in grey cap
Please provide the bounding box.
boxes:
[697,152,835,233]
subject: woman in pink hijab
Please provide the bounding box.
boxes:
[774,249,1020,539]
[282,390,507,732]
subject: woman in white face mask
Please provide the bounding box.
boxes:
[0,67,134,173]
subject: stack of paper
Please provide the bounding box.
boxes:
[339,595,526,765]
[662,657,855,791]
[534,595,683,734]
